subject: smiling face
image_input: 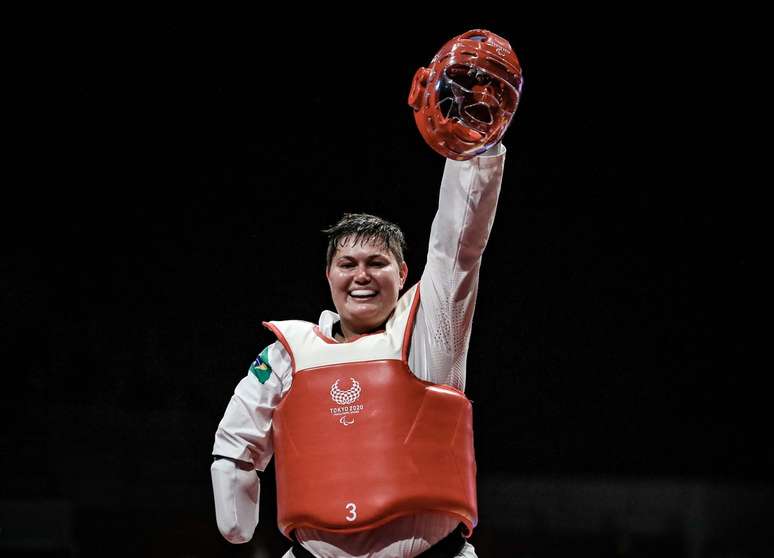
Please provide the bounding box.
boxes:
[326,235,408,339]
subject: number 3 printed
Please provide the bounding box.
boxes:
[345,502,357,522]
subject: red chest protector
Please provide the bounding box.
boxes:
[264,284,477,539]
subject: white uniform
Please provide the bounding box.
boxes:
[212,145,506,558]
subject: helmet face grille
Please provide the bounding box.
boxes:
[464,103,493,125]
[432,66,516,132]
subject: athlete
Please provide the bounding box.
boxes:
[211,29,522,558]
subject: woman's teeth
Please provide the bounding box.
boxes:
[350,290,377,298]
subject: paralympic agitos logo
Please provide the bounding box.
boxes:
[329,378,364,426]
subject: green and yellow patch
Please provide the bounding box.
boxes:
[249,346,272,384]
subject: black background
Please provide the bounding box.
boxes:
[2,9,767,557]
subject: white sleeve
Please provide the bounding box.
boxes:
[210,458,261,543]
[410,144,506,391]
[212,342,292,468]
[211,342,292,542]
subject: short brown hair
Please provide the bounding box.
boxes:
[323,213,406,269]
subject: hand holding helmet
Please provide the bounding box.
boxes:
[408,29,523,160]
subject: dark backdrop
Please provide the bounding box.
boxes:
[2,10,768,558]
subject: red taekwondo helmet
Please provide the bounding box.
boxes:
[408,29,523,160]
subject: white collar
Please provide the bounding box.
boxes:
[318,309,340,336]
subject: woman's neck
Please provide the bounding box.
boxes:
[333,320,385,342]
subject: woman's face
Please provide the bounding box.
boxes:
[326,236,407,338]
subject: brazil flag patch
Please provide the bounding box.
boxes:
[249,345,272,384]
